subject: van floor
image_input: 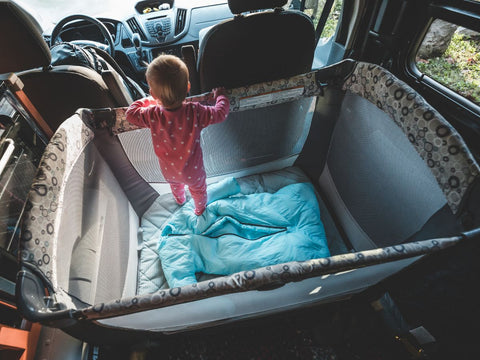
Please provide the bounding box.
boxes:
[97,298,427,360]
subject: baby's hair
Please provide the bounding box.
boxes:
[146,54,189,109]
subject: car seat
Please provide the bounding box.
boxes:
[0,0,141,132]
[191,0,316,93]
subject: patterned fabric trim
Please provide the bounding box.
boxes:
[343,62,480,214]
[112,107,141,135]
[78,235,461,320]
[189,70,320,113]
[19,114,95,286]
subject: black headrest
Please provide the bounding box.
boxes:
[0,0,51,74]
[228,0,288,14]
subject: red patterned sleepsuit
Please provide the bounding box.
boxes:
[125,95,230,215]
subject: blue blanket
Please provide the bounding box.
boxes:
[142,178,330,288]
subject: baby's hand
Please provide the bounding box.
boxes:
[213,87,226,99]
[145,96,159,106]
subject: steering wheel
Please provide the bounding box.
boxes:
[50,15,115,57]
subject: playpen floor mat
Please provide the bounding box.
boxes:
[136,166,348,294]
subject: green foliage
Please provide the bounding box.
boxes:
[320,0,343,39]
[304,0,343,39]
[417,32,480,105]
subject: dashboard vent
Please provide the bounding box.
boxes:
[127,17,147,40]
[175,8,187,35]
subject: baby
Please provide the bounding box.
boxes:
[126,54,230,215]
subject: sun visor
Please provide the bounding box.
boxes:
[0,0,51,74]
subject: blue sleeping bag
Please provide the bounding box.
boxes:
[142,177,330,288]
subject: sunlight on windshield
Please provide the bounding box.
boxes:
[15,0,135,29]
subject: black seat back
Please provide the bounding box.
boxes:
[0,0,51,74]
[0,0,138,132]
[197,0,315,93]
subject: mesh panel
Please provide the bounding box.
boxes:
[327,93,447,247]
[117,129,164,181]
[118,98,314,182]
[56,143,134,305]
[55,152,86,292]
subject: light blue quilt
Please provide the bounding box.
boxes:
[141,177,330,288]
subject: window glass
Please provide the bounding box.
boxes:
[290,0,343,40]
[416,19,480,106]
[0,84,46,256]
[318,0,343,39]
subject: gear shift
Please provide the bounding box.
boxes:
[132,33,148,67]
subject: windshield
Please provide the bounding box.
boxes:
[15,0,137,31]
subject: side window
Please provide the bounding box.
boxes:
[289,0,344,68]
[415,19,480,106]
[304,0,343,40]
[289,0,343,40]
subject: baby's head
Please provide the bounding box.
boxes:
[146,54,190,109]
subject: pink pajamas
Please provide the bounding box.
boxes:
[126,95,230,215]
[169,177,207,215]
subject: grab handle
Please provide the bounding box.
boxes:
[0,138,15,177]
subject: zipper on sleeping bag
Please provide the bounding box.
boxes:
[166,215,287,240]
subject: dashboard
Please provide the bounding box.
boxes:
[49,0,233,90]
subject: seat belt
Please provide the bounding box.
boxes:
[314,0,335,43]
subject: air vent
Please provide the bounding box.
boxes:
[127,17,147,40]
[175,8,187,35]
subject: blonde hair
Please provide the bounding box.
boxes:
[146,54,189,109]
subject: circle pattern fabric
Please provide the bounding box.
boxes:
[343,62,479,213]
[20,114,94,284]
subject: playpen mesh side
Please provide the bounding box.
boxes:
[317,61,480,250]
[117,98,314,182]
[20,114,138,306]
[343,62,480,214]
[20,116,92,286]
[56,143,136,305]
[321,92,447,249]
